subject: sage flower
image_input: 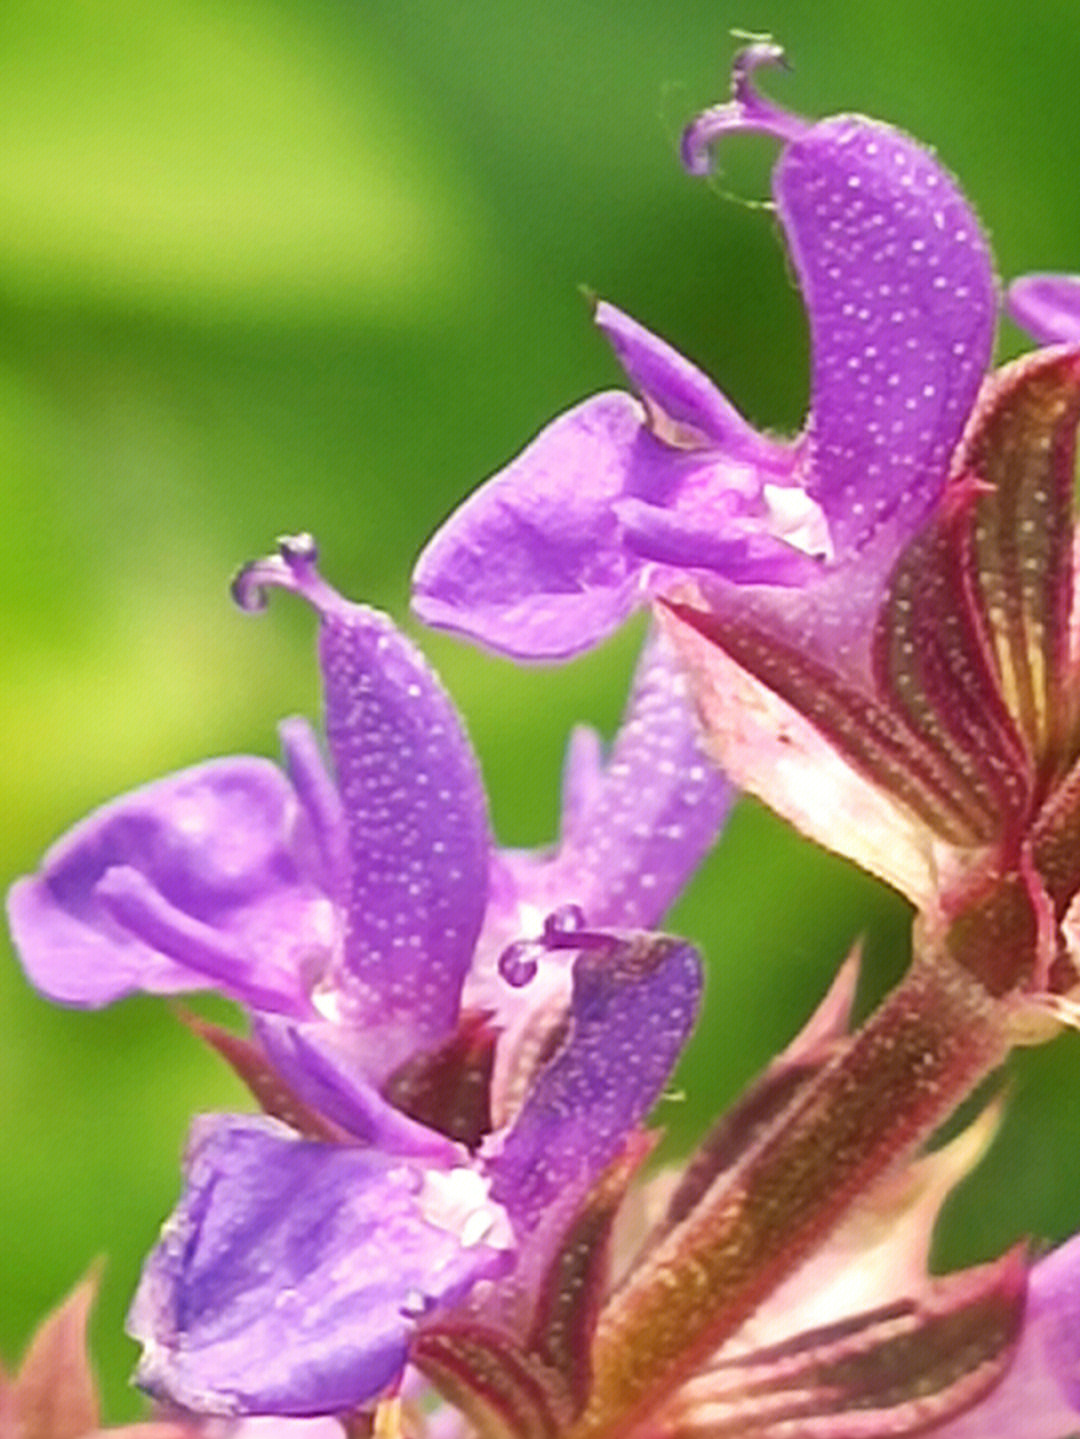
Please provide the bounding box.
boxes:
[411,44,995,662]
[7,536,730,1134]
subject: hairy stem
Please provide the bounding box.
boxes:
[571,957,1010,1439]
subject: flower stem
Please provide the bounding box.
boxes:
[572,957,1010,1438]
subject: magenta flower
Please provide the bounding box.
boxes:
[412,44,995,662]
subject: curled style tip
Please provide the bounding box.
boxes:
[231,533,340,617]
[680,42,805,176]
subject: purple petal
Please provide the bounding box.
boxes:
[929,1236,1080,1438]
[253,1015,461,1161]
[557,724,605,845]
[467,632,729,1110]
[1007,273,1080,345]
[614,496,823,584]
[594,302,790,468]
[6,759,328,1011]
[779,117,995,556]
[685,46,997,562]
[129,1115,513,1417]
[411,395,649,658]
[486,927,701,1234]
[278,718,349,899]
[483,629,733,941]
[235,538,490,1051]
[558,627,734,928]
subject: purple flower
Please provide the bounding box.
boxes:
[7,536,729,1080]
[7,535,727,1418]
[411,44,996,661]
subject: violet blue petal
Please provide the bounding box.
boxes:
[412,394,650,659]
[235,538,490,1050]
[930,1235,1080,1438]
[129,1115,514,1417]
[483,628,732,945]
[1007,273,1080,345]
[486,928,701,1234]
[594,301,791,468]
[468,630,729,1120]
[278,717,349,901]
[776,117,995,556]
[6,759,328,1012]
[557,723,605,848]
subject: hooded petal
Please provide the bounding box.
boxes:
[1008,273,1080,345]
[235,537,490,1054]
[555,626,734,929]
[412,394,651,659]
[686,47,996,563]
[481,626,733,948]
[6,758,328,1012]
[473,633,726,1130]
[129,1115,514,1418]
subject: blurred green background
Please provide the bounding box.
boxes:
[5,0,1080,1417]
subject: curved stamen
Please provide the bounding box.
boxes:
[231,532,342,616]
[680,43,808,176]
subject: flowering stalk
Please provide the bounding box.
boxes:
[12,39,1080,1439]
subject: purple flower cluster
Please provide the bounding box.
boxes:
[11,42,1080,1439]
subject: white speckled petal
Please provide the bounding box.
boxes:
[317,601,490,1042]
[777,114,996,558]
[235,539,491,1049]
[558,626,734,928]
